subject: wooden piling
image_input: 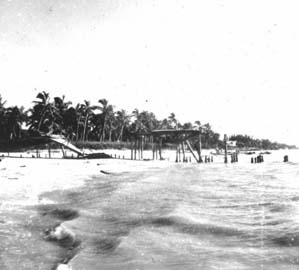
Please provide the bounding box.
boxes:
[197,134,202,163]
[159,137,163,160]
[181,142,186,162]
[152,136,155,160]
[137,139,140,160]
[224,134,228,164]
[47,144,51,158]
[178,143,181,162]
[141,136,144,160]
[61,146,66,158]
[186,140,199,163]
[134,139,137,160]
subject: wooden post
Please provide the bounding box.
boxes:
[61,146,66,158]
[152,136,155,160]
[178,143,181,162]
[181,141,186,162]
[159,137,162,160]
[134,139,137,160]
[130,140,133,160]
[224,134,228,164]
[197,134,202,163]
[137,138,140,160]
[141,136,144,160]
[186,140,199,163]
[48,144,51,158]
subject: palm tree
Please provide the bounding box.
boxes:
[28,91,60,134]
[5,106,26,140]
[132,108,144,132]
[80,100,100,142]
[62,106,77,140]
[115,109,131,141]
[53,95,74,136]
[105,108,116,141]
[98,99,113,142]
[139,111,158,132]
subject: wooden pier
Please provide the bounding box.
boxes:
[130,129,204,163]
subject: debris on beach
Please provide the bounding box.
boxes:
[100,170,111,175]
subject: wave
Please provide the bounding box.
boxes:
[91,237,121,254]
[39,206,79,221]
[99,215,245,239]
[148,216,244,238]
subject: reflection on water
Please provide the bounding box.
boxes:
[0,150,299,269]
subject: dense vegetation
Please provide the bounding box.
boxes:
[0,92,296,150]
[229,135,296,150]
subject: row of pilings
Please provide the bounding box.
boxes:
[130,136,163,161]
[251,155,264,163]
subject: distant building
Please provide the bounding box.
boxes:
[227,140,237,148]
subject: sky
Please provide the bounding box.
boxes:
[0,0,299,145]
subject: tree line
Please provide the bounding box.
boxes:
[0,92,220,147]
[229,134,296,150]
[0,92,296,149]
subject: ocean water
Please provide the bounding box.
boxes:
[0,150,299,269]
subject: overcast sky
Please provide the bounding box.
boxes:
[0,0,298,145]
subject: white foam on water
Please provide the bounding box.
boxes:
[56,263,72,270]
